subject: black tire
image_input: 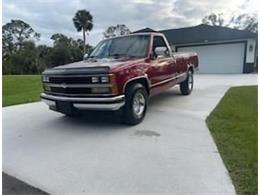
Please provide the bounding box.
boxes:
[121,83,148,125]
[180,70,193,95]
[64,113,77,117]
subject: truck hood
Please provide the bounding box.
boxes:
[43,58,145,75]
[55,58,144,69]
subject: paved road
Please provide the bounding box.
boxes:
[3,173,48,195]
[3,75,257,195]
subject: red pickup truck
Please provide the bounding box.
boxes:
[41,33,198,125]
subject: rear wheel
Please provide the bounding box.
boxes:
[121,83,148,125]
[180,70,193,95]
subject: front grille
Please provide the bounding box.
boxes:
[44,74,112,96]
[50,87,92,94]
[49,76,92,84]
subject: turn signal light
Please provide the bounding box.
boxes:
[109,74,118,95]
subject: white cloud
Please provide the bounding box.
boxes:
[2,0,257,46]
[131,0,155,4]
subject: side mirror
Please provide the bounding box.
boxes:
[154,47,168,59]
[83,53,89,61]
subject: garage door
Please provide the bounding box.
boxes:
[178,43,245,73]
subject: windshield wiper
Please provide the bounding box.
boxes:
[109,54,137,59]
[84,55,99,62]
[88,55,98,58]
[108,53,125,58]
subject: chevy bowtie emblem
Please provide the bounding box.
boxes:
[61,83,67,88]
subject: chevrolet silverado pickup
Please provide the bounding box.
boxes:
[41,32,198,125]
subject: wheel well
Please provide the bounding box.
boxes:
[124,78,150,95]
[188,66,194,73]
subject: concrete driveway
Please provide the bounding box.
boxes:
[3,74,257,195]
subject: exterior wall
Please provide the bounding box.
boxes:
[243,39,257,73]
[244,63,255,73]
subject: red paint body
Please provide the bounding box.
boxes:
[109,33,198,96]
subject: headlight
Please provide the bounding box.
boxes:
[91,87,110,94]
[42,75,49,82]
[91,76,99,83]
[91,76,109,83]
[101,76,109,83]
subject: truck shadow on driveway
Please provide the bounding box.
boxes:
[50,87,184,128]
[64,111,122,125]
[148,87,183,106]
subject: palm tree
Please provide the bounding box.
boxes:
[73,10,93,54]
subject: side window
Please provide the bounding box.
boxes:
[152,36,170,58]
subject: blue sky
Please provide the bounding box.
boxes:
[3,0,257,46]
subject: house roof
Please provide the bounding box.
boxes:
[134,24,257,45]
[133,27,157,33]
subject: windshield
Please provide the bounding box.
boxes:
[89,35,150,59]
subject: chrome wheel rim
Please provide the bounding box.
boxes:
[188,72,193,91]
[132,91,145,118]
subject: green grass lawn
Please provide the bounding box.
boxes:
[3,75,42,107]
[207,86,257,195]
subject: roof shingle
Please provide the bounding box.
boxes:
[134,24,257,45]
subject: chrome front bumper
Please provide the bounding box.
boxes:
[41,93,125,111]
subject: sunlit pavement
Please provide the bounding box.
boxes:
[3,74,257,194]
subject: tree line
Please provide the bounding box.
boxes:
[202,13,257,33]
[3,10,94,75]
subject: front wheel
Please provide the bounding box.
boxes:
[180,70,193,95]
[121,83,148,125]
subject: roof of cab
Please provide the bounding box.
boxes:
[102,32,164,41]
